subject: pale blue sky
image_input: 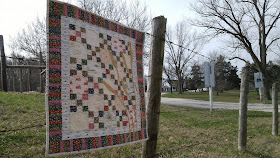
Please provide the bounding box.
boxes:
[144,0,192,26]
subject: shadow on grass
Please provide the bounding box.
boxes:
[245,150,273,158]
[247,111,272,118]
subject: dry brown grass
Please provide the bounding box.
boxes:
[1,92,280,157]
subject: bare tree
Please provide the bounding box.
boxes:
[165,21,201,94]
[76,0,151,31]
[163,64,175,93]
[191,0,280,100]
[76,0,151,66]
[9,17,46,64]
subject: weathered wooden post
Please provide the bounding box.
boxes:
[0,35,7,92]
[238,65,249,151]
[39,51,44,93]
[13,72,16,92]
[142,16,167,158]
[272,82,278,136]
[28,63,32,91]
[19,69,23,93]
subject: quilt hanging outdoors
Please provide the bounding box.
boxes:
[46,0,147,156]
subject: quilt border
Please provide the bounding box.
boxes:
[46,0,147,156]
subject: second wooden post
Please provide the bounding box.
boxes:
[272,82,278,136]
[142,16,167,158]
[238,65,249,151]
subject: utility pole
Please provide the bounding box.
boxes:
[0,35,7,92]
[142,16,167,158]
[238,65,249,151]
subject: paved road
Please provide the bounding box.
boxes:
[160,97,274,112]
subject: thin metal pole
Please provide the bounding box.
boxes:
[209,86,213,112]
[259,87,263,101]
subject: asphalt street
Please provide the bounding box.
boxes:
[160,96,275,112]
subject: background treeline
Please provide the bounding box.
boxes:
[166,54,280,94]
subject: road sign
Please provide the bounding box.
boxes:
[204,61,215,87]
[204,61,215,112]
[254,72,263,88]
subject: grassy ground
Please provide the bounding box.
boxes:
[162,90,280,104]
[1,92,280,157]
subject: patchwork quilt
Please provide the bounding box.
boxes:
[46,0,147,156]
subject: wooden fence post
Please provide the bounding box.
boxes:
[19,69,23,93]
[272,82,278,136]
[13,72,16,92]
[39,51,44,93]
[0,35,7,92]
[142,16,167,158]
[28,68,32,91]
[238,65,249,151]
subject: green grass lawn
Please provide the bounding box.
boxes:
[1,92,280,157]
[162,90,280,104]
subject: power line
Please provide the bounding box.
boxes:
[145,32,215,61]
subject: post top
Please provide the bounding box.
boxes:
[153,16,167,21]
[0,35,3,50]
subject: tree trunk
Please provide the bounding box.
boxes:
[216,85,219,96]
[177,77,182,94]
[262,69,271,100]
[255,88,259,95]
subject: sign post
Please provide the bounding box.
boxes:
[204,61,215,112]
[254,72,263,101]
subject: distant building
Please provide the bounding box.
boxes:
[162,86,171,92]
[167,79,188,92]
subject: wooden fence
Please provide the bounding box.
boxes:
[0,35,46,93]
